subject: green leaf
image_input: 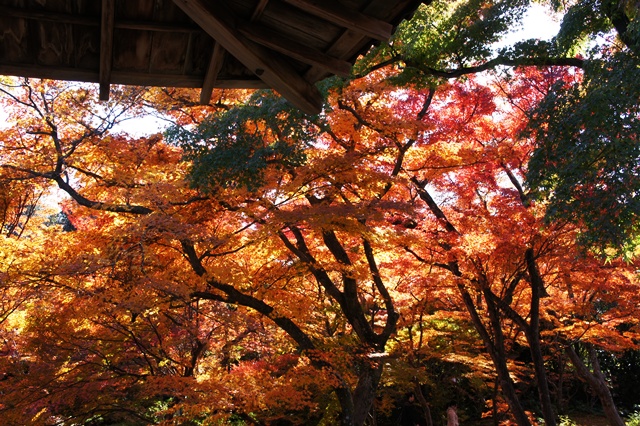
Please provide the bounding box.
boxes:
[527,52,640,257]
[166,91,324,193]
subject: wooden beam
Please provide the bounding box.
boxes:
[0,64,269,90]
[239,23,351,77]
[99,0,115,101]
[172,0,324,114]
[304,0,419,83]
[116,20,199,33]
[109,72,268,89]
[251,0,270,21]
[0,6,200,33]
[200,42,226,104]
[0,5,96,26]
[282,0,393,41]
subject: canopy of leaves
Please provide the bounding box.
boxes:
[354,0,640,256]
[521,0,640,256]
[166,91,316,192]
[356,0,528,86]
[527,52,640,255]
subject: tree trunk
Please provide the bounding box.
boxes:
[413,380,434,426]
[492,377,500,426]
[351,362,384,426]
[525,328,556,426]
[524,248,556,426]
[335,386,356,426]
[333,361,384,426]
[491,343,532,426]
[459,286,532,426]
[566,344,625,426]
[556,349,566,414]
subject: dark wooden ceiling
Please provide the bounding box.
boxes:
[0,0,424,114]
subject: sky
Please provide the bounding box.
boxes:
[502,4,561,46]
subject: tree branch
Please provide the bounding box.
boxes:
[363,238,398,343]
[181,239,316,351]
[404,55,585,78]
[52,174,153,215]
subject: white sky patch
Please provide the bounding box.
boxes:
[495,4,562,49]
[516,4,561,40]
[112,113,170,137]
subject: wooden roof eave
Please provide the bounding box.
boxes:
[172,0,399,115]
[173,0,325,115]
[0,1,425,115]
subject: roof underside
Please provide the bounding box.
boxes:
[0,0,424,114]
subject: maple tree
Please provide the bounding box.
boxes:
[172,62,639,424]
[0,72,638,426]
[359,0,640,255]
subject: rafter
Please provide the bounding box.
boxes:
[201,0,270,105]
[172,0,324,114]
[304,0,422,82]
[282,0,393,41]
[251,0,270,21]
[200,42,226,105]
[239,23,351,77]
[99,0,115,101]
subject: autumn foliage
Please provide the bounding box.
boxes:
[0,61,638,426]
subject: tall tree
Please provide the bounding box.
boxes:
[355,0,639,255]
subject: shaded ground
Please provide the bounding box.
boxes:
[468,413,610,425]
[563,413,611,426]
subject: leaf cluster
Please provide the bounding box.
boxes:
[527,51,640,256]
[358,0,527,87]
[553,0,611,55]
[166,91,319,193]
